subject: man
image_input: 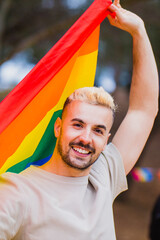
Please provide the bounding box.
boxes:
[0,1,158,239]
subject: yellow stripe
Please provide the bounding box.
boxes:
[0,50,98,174]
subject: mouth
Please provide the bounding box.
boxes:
[69,141,95,158]
[72,146,91,155]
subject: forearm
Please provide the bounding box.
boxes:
[129,24,159,117]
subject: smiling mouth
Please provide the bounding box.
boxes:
[72,146,91,155]
[69,141,95,155]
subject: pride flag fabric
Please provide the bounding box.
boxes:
[0,0,114,174]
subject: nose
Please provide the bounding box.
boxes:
[78,128,92,145]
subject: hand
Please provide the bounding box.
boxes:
[108,0,145,37]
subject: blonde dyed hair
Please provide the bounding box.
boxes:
[62,87,116,114]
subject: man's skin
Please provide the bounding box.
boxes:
[40,0,159,177]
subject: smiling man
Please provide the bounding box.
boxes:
[41,87,115,177]
[0,0,159,239]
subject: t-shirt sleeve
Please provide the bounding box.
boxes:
[0,173,27,239]
[91,143,128,201]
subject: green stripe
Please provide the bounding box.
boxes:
[7,110,62,173]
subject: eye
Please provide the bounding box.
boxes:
[73,123,83,128]
[94,128,103,135]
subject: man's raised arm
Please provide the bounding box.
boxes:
[108,0,159,174]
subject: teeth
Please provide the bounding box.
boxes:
[73,147,89,154]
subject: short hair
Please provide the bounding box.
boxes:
[62,87,116,116]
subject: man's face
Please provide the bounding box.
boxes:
[54,100,113,172]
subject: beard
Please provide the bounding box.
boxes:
[57,137,100,171]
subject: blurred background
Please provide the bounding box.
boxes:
[0,0,159,239]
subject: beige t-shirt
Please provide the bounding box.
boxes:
[0,143,127,240]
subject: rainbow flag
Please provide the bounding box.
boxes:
[0,0,114,174]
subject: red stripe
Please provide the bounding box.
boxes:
[0,0,113,135]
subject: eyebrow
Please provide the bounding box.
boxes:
[71,118,106,131]
[71,118,84,124]
[95,125,106,131]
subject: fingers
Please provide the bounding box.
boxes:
[113,0,121,8]
[108,4,124,18]
[108,4,119,13]
[107,14,117,27]
[113,0,119,5]
[107,11,121,28]
[107,4,127,28]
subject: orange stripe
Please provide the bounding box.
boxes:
[79,27,99,56]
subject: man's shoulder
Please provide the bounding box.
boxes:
[0,171,21,183]
[0,171,27,191]
[0,167,45,206]
[101,142,122,160]
[89,143,118,184]
[92,142,122,169]
[0,167,38,192]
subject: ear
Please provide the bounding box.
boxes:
[54,117,62,138]
[102,133,111,151]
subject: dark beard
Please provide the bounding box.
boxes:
[57,138,98,171]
